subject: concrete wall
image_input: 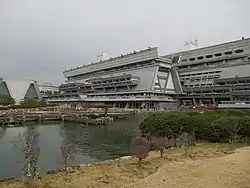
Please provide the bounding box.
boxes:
[163,38,250,66]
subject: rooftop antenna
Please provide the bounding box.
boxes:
[184,41,189,46]
[191,36,199,47]
[184,36,199,51]
[97,52,113,62]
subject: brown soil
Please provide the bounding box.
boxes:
[130,146,250,188]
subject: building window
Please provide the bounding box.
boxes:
[224,51,233,55]
[197,56,204,60]
[214,53,222,57]
[235,49,244,53]
[206,54,213,58]
[189,57,195,61]
[182,59,188,62]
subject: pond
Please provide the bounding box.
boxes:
[0,116,143,180]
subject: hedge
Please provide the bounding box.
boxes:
[139,109,250,143]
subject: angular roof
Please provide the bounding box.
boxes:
[0,78,42,103]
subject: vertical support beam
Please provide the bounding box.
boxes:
[157,77,163,92]
[151,62,159,90]
[125,76,131,91]
[110,75,117,92]
[192,98,196,106]
[83,84,87,94]
[212,96,216,105]
[229,88,233,101]
[101,77,105,93]
[164,70,171,91]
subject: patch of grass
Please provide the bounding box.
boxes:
[0,143,247,188]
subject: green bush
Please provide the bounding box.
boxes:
[139,109,250,143]
[19,99,47,108]
[0,94,15,106]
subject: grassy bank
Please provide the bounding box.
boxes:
[0,143,248,188]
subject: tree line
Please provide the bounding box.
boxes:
[0,94,48,109]
[130,109,250,165]
[139,109,250,144]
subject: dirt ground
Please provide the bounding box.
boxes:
[0,143,249,188]
[130,146,250,188]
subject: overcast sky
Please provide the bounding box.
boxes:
[0,0,249,85]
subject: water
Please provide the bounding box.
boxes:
[0,116,142,180]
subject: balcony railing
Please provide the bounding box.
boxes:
[47,96,175,102]
[218,101,250,108]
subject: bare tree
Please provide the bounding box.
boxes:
[20,128,40,179]
[150,137,168,158]
[213,116,243,144]
[177,132,193,159]
[60,141,76,171]
[131,137,150,166]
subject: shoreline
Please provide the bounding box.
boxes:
[0,155,133,182]
[0,143,249,188]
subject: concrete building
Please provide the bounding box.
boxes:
[38,83,59,99]
[49,47,183,109]
[49,37,250,108]
[163,37,250,106]
[0,78,42,104]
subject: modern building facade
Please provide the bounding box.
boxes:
[164,37,250,106]
[49,47,183,109]
[38,83,59,99]
[0,78,42,104]
[49,37,250,108]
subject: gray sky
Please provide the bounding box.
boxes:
[0,0,249,85]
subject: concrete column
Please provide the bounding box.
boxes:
[192,98,196,106]
[212,96,216,105]
[38,115,42,124]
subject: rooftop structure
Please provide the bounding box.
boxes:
[50,47,183,109]
[0,78,42,104]
[163,37,250,106]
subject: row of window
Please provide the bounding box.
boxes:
[178,57,249,71]
[183,75,220,82]
[184,81,250,89]
[180,71,221,78]
[184,83,214,88]
[180,49,244,63]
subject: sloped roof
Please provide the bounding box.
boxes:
[0,79,42,103]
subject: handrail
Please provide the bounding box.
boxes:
[220,101,250,104]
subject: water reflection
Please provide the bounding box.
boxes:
[0,116,142,180]
[0,127,6,143]
[61,117,140,160]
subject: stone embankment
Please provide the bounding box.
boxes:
[0,108,137,127]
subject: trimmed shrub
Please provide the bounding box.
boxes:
[139,109,250,144]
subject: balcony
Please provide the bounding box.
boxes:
[218,101,250,109]
[84,96,174,102]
